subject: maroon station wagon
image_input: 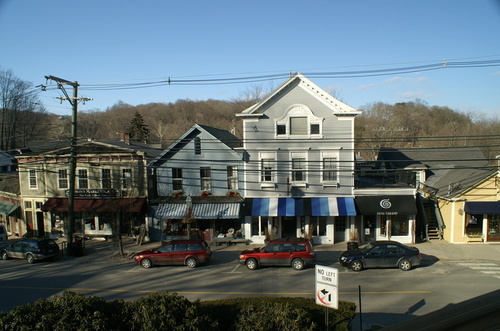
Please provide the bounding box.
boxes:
[134,239,211,268]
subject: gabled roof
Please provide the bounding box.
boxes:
[376,147,497,198]
[236,73,361,117]
[15,140,162,160]
[151,124,243,165]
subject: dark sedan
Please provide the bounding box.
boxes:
[339,240,421,271]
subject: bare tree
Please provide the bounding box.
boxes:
[0,68,46,150]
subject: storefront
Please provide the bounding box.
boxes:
[242,197,357,244]
[154,197,243,242]
[464,202,500,242]
[355,195,417,244]
[41,197,146,239]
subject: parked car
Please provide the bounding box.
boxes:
[339,240,421,271]
[239,238,316,270]
[0,224,7,249]
[134,239,211,268]
[1,238,60,263]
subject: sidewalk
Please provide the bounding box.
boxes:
[72,237,500,263]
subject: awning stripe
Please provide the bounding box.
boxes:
[156,202,241,219]
[247,197,356,217]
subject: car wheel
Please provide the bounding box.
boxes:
[399,258,412,271]
[186,257,198,268]
[291,258,305,270]
[140,258,153,269]
[26,253,35,264]
[350,260,363,271]
[1,251,8,260]
[246,258,258,270]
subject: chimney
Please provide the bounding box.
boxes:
[120,132,130,144]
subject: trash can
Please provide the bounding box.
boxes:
[72,236,84,257]
[347,241,358,250]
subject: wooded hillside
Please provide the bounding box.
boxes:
[44,98,500,162]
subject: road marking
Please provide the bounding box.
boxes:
[0,285,431,296]
[459,262,497,267]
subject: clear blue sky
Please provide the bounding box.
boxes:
[1,0,499,118]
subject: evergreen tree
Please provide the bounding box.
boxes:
[127,111,150,142]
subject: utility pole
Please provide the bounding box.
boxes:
[43,76,92,256]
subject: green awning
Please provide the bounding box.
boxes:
[0,201,19,216]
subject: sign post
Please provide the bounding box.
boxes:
[315,265,339,309]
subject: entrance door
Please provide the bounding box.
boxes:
[36,212,45,237]
[487,215,500,242]
[282,217,296,238]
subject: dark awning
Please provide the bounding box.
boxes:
[465,201,500,214]
[244,198,356,217]
[155,202,241,219]
[355,195,417,215]
[41,198,146,213]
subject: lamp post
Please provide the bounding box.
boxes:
[186,196,193,239]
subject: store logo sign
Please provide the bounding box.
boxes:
[380,199,391,209]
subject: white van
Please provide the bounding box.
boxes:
[0,224,7,248]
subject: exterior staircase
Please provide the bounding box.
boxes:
[422,199,442,240]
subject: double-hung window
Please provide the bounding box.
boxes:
[29,169,37,189]
[261,159,275,182]
[292,158,306,182]
[122,169,132,189]
[78,169,88,189]
[227,166,238,190]
[323,158,338,182]
[200,167,211,191]
[101,169,112,188]
[172,168,183,191]
[58,169,68,189]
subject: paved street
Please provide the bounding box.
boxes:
[2,236,500,330]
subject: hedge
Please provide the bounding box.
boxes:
[0,292,355,331]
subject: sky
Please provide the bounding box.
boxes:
[1,0,500,118]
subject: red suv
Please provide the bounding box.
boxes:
[134,239,211,268]
[239,238,316,270]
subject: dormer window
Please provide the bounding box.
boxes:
[275,105,323,138]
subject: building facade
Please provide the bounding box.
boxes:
[150,124,245,242]
[237,73,361,244]
[16,140,161,240]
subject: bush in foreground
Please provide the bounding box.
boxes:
[0,292,355,331]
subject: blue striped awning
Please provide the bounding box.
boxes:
[245,197,356,217]
[155,202,240,219]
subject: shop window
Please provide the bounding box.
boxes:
[335,216,347,232]
[391,215,409,236]
[465,214,483,236]
[172,168,183,191]
[251,216,268,236]
[78,169,88,189]
[101,169,112,189]
[318,217,327,236]
[58,169,68,189]
[29,169,37,189]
